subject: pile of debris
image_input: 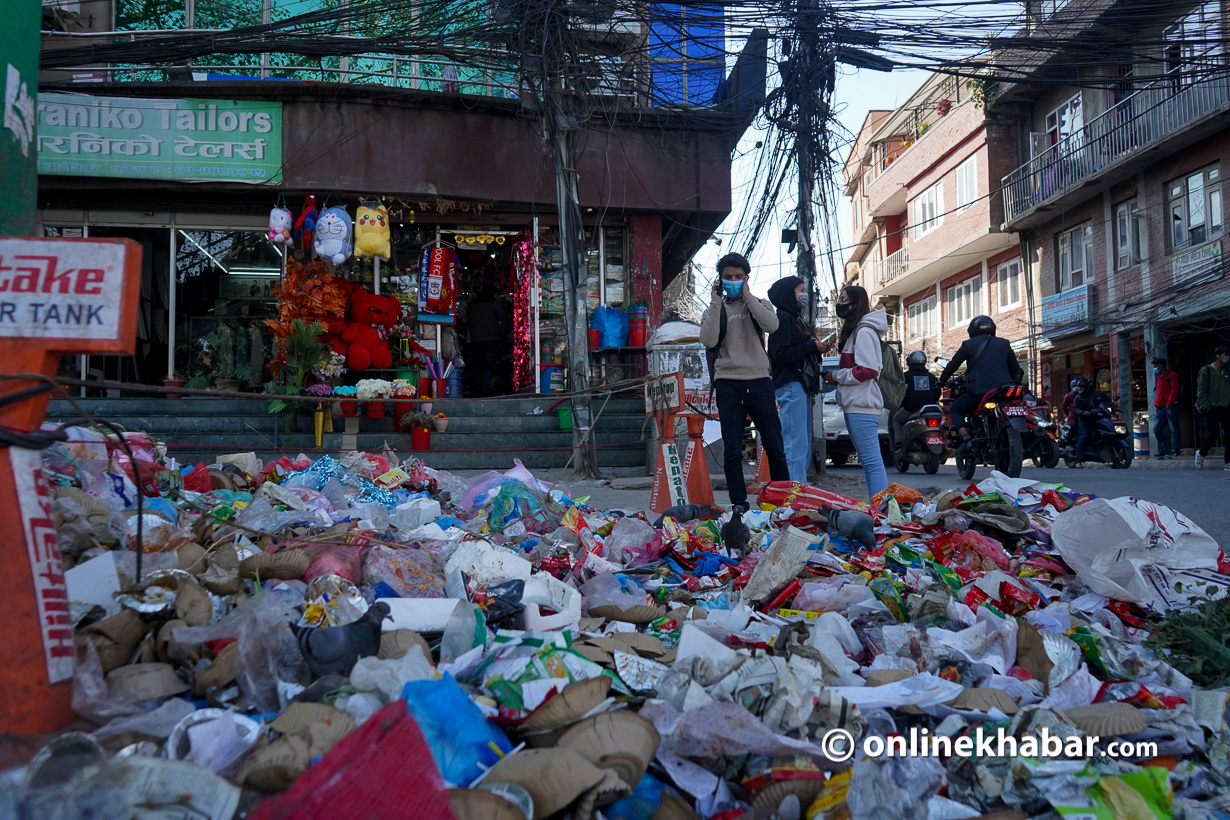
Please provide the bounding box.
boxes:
[5,424,1230,820]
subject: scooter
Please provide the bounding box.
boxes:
[1020,398,1061,468]
[893,404,949,474]
[1059,403,1133,469]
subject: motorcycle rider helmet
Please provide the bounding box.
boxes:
[906,350,927,367]
[967,315,996,338]
[1074,376,1093,393]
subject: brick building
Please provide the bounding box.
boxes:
[996,0,1230,453]
[844,73,1024,372]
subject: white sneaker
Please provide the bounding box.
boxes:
[1224,463,1230,471]
[1195,452,1205,469]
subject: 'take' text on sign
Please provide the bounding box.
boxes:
[0,238,130,342]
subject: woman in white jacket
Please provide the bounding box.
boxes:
[822,286,889,499]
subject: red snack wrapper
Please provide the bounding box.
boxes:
[964,585,992,609]
[997,580,1043,617]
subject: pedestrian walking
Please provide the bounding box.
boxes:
[1194,345,1230,470]
[700,253,789,512]
[1152,357,1181,458]
[822,285,889,499]
[767,276,828,483]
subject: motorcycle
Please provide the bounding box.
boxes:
[942,375,1030,480]
[1059,403,1133,469]
[1019,397,1061,469]
[893,404,949,475]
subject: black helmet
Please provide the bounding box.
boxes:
[1075,377,1093,392]
[968,315,996,338]
[906,350,927,367]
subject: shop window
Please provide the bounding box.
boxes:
[911,181,943,240]
[907,296,937,341]
[1168,165,1222,250]
[997,260,1021,309]
[946,276,980,328]
[1115,200,1146,269]
[955,155,978,210]
[1058,223,1093,291]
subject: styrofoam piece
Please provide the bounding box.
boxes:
[390,498,442,532]
[379,597,462,634]
[516,573,582,632]
[65,550,122,616]
[445,540,532,588]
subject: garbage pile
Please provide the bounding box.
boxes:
[6,423,1230,820]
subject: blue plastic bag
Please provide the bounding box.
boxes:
[402,674,512,786]
[592,306,629,347]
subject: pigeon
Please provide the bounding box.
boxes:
[828,509,876,548]
[653,504,725,528]
[290,601,392,678]
[720,506,752,559]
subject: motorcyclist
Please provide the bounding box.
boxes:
[1072,376,1112,467]
[893,350,939,450]
[1061,378,1079,446]
[938,316,1024,450]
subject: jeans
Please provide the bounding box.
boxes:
[1199,405,1230,463]
[775,380,812,483]
[845,412,888,499]
[1075,417,1098,461]
[1153,404,1181,455]
[948,392,978,433]
[716,378,789,506]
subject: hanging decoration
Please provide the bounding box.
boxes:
[354,200,391,260]
[293,194,317,250]
[418,244,458,325]
[512,235,537,391]
[268,206,294,246]
[314,206,353,268]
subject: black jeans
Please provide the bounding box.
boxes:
[1076,417,1098,461]
[1199,405,1230,463]
[948,392,979,433]
[715,377,789,506]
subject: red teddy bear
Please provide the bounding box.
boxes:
[321,279,358,358]
[342,290,402,370]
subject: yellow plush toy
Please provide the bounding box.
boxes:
[354,201,391,259]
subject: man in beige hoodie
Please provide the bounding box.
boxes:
[700,253,790,511]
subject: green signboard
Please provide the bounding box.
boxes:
[36,93,282,183]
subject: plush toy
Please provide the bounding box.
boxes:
[321,278,359,357]
[268,206,294,246]
[354,201,391,260]
[314,206,353,268]
[342,290,402,370]
[293,195,317,250]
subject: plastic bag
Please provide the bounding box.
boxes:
[580,572,650,612]
[439,602,488,665]
[362,546,446,598]
[592,305,629,347]
[604,517,655,565]
[1053,496,1222,611]
[289,542,365,584]
[402,674,512,786]
[947,530,1012,572]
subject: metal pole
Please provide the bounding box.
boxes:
[168,227,177,380]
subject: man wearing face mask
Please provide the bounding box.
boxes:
[1151,357,1181,458]
[701,253,789,512]
[1195,345,1230,469]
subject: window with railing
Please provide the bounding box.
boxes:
[1168,165,1222,250]
[908,295,937,341]
[1115,200,1146,269]
[947,277,980,327]
[1059,223,1094,290]
[912,182,943,240]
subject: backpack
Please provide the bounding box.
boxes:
[706,302,763,386]
[858,324,906,410]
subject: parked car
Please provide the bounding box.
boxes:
[812,357,891,467]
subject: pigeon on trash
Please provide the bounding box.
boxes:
[653,504,725,528]
[720,506,752,559]
[290,601,391,678]
[827,508,876,548]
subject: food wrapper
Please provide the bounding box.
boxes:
[375,468,412,490]
[871,483,924,508]
[998,580,1043,617]
[869,577,906,622]
[300,574,369,627]
[806,768,851,820]
[742,756,827,795]
[1044,766,1173,820]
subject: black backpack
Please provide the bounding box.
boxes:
[706,302,764,387]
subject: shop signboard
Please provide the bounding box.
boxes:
[1173,239,1221,287]
[35,93,282,183]
[1040,285,1088,339]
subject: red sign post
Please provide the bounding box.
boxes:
[0,236,141,733]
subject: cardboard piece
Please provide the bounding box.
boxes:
[484,748,606,820]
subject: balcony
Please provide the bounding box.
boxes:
[874,245,909,288]
[1003,71,1230,228]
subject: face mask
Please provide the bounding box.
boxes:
[1222,356,1230,365]
[835,302,852,318]
[722,280,744,298]
[796,292,809,307]
[1153,367,1159,374]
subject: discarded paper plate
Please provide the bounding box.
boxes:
[174,580,213,626]
[208,468,236,491]
[521,676,613,736]
[484,748,606,820]
[1062,703,1148,736]
[448,787,527,820]
[52,487,114,527]
[177,542,208,572]
[587,604,666,624]
[241,734,312,793]
[946,687,1018,715]
[480,783,535,820]
[378,628,432,661]
[238,550,311,581]
[573,768,634,820]
[105,662,191,702]
[193,641,238,693]
[749,780,825,820]
[653,789,700,820]
[167,708,262,777]
[556,712,660,787]
[20,732,107,791]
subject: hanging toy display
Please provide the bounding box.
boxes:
[268,206,294,246]
[293,194,318,250]
[512,236,537,391]
[417,244,458,325]
[314,206,353,268]
[354,200,391,260]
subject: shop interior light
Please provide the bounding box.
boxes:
[228,267,282,276]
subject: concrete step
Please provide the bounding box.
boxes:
[47,396,647,419]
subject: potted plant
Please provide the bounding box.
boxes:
[356,378,393,418]
[204,326,241,392]
[163,372,187,399]
[433,412,449,432]
[393,379,417,418]
[402,411,433,450]
[313,351,347,385]
[334,385,358,416]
